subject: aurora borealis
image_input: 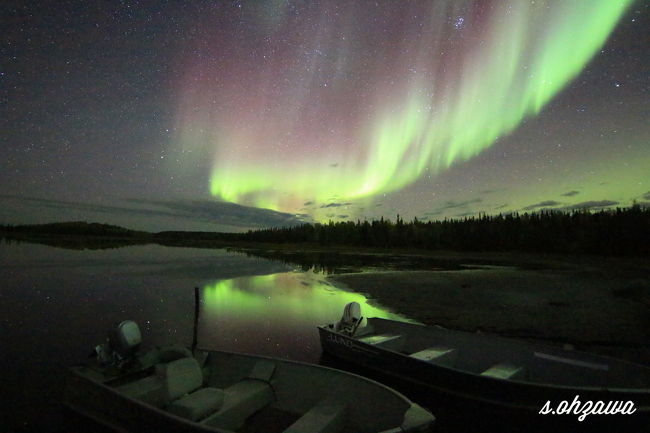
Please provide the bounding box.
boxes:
[2,1,649,230]
[178,0,632,220]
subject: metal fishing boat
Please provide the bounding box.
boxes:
[319,302,650,416]
[64,319,435,433]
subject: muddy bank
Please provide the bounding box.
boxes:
[329,266,650,364]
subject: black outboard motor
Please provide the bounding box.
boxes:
[95,320,142,369]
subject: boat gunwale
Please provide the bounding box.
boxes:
[66,348,426,432]
[317,322,650,396]
[178,347,423,405]
[65,364,226,433]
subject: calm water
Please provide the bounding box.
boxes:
[0,243,406,431]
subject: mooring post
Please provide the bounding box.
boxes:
[192,286,200,355]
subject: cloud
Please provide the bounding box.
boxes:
[329,163,339,167]
[561,190,580,197]
[455,211,479,217]
[0,194,309,231]
[643,191,650,200]
[447,198,482,209]
[320,202,352,208]
[434,198,482,211]
[422,198,483,218]
[522,200,561,210]
[337,214,349,219]
[303,201,314,206]
[494,204,508,210]
[126,198,311,228]
[565,200,619,210]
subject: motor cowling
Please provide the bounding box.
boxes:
[335,302,362,335]
[95,320,142,368]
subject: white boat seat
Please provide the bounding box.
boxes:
[156,357,204,401]
[158,357,226,420]
[481,363,526,380]
[283,398,346,433]
[117,374,166,407]
[358,333,404,350]
[202,361,276,430]
[117,356,201,407]
[117,356,218,413]
[409,347,457,367]
[167,387,225,421]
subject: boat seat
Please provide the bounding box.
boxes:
[358,333,404,351]
[117,356,221,414]
[202,360,276,430]
[409,347,457,367]
[167,387,225,421]
[283,397,346,433]
[158,357,224,421]
[117,374,167,407]
[157,357,205,401]
[116,356,201,407]
[481,363,526,380]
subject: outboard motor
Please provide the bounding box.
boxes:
[335,302,363,336]
[95,320,142,369]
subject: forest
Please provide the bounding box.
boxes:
[1,205,648,256]
[232,205,650,256]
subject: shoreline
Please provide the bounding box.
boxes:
[3,234,649,363]
[328,267,650,365]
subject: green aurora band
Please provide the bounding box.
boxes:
[183,1,632,220]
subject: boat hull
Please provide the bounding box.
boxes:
[64,366,218,433]
[318,325,650,419]
[65,349,435,433]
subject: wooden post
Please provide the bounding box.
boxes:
[192,286,200,356]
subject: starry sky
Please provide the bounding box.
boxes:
[2,1,649,231]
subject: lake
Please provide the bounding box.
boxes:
[0,242,408,431]
[6,241,645,432]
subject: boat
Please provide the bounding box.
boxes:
[64,319,435,433]
[318,302,650,417]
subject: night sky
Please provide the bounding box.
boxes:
[2,1,648,231]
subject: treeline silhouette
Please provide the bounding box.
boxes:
[2,206,648,256]
[0,221,147,237]
[234,206,650,256]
